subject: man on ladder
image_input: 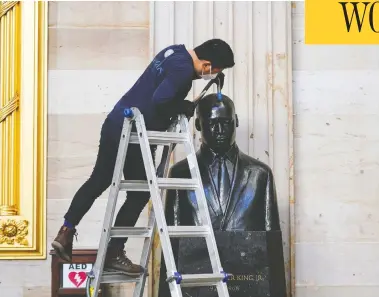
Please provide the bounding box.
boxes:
[51,38,235,276]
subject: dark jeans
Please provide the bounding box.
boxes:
[64,118,157,248]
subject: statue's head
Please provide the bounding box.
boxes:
[195,93,239,154]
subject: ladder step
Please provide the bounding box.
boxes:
[110,227,152,238]
[170,273,227,288]
[167,226,210,237]
[109,226,208,239]
[129,131,188,145]
[119,178,198,191]
[100,271,141,284]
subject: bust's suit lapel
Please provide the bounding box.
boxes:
[197,153,220,217]
[221,153,249,228]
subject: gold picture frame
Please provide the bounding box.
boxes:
[0,1,47,259]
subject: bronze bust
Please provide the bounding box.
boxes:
[158,93,286,297]
[165,93,281,231]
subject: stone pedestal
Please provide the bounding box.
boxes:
[158,231,287,297]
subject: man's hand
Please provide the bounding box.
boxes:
[155,99,195,119]
[176,100,195,118]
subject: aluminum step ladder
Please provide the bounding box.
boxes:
[85,107,231,297]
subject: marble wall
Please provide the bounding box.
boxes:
[293,2,379,297]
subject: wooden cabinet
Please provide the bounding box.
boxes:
[50,249,104,297]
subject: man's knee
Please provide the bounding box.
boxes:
[88,176,113,197]
[86,164,114,194]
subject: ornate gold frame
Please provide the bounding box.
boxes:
[0,1,47,259]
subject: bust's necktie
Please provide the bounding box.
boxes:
[217,157,230,213]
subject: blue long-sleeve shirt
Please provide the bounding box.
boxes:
[105,44,194,139]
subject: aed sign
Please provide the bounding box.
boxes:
[62,263,93,288]
[305,0,379,44]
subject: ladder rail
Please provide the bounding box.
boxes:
[132,207,155,297]
[178,115,223,271]
[87,117,133,297]
[178,115,230,297]
[133,108,184,297]
[132,120,177,297]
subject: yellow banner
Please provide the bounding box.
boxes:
[305,0,379,44]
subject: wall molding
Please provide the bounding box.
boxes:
[0,1,48,259]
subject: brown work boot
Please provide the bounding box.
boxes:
[51,226,77,262]
[104,246,145,277]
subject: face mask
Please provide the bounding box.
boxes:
[200,65,217,80]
